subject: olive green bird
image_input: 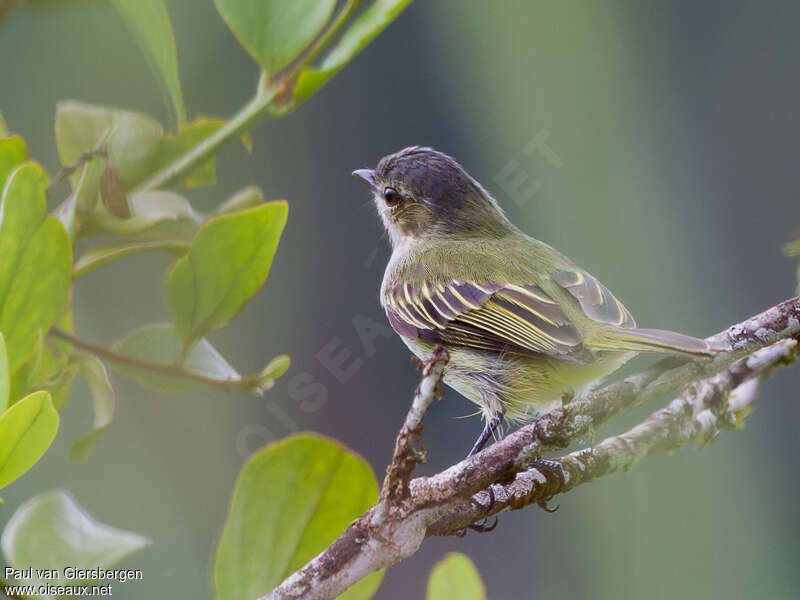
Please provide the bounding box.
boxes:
[353,147,724,457]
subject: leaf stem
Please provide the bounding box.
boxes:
[133,86,278,193]
[73,241,191,279]
[301,0,360,74]
[49,327,256,392]
[132,1,360,192]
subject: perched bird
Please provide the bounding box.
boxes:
[354,147,723,457]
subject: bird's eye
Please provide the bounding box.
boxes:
[383,187,402,207]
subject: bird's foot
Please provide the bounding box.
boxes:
[530,458,564,513]
[456,486,498,537]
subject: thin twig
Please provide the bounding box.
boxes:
[45,145,107,199]
[49,327,260,392]
[380,346,448,504]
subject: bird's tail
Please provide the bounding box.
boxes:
[592,327,726,358]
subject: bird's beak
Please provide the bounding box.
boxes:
[352,169,375,186]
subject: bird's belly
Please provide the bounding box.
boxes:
[401,337,633,423]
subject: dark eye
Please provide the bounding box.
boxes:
[383,187,402,207]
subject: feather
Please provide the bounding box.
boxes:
[383,280,590,363]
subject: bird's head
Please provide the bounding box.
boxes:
[353,147,511,247]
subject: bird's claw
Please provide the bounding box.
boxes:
[537,500,560,513]
[456,486,498,536]
[530,458,564,513]
[467,516,499,533]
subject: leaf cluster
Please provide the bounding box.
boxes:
[0,1,428,597]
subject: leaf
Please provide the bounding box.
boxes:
[167,201,288,345]
[110,322,239,392]
[245,354,291,395]
[261,354,291,380]
[69,356,115,463]
[85,190,202,239]
[110,0,186,124]
[0,112,7,135]
[213,186,264,216]
[1,489,150,589]
[100,167,130,217]
[74,240,190,278]
[9,313,76,411]
[427,553,486,600]
[213,0,337,78]
[55,101,163,191]
[214,186,264,215]
[0,334,8,414]
[0,391,59,488]
[0,164,72,373]
[54,159,104,240]
[9,343,74,412]
[294,0,413,106]
[0,136,28,193]
[214,433,383,600]
[152,118,225,188]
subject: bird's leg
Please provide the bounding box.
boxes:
[457,410,505,536]
[467,411,504,457]
[456,486,498,536]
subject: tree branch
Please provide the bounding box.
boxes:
[260,296,800,600]
[427,338,796,535]
[380,347,449,505]
[49,327,268,393]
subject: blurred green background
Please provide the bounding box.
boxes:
[2,1,799,598]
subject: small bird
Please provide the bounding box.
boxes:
[354,147,723,457]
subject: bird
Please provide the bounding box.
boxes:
[353,146,723,458]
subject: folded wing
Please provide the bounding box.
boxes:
[383,280,592,364]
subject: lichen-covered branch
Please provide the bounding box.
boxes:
[260,296,800,600]
[427,337,797,535]
[380,347,449,504]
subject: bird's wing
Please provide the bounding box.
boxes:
[552,267,721,356]
[551,269,636,328]
[383,280,592,363]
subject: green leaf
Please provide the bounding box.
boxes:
[0,112,7,136]
[152,118,225,188]
[245,354,291,395]
[427,553,486,600]
[261,354,291,380]
[214,0,337,77]
[0,164,72,373]
[111,322,239,392]
[294,0,413,105]
[0,135,28,192]
[0,391,59,488]
[214,433,382,600]
[1,489,150,589]
[85,190,202,239]
[69,356,115,463]
[54,158,105,240]
[0,334,8,413]
[214,186,264,215]
[167,201,288,344]
[110,0,186,124]
[55,101,163,191]
[10,316,76,411]
[9,344,74,412]
[74,240,189,278]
